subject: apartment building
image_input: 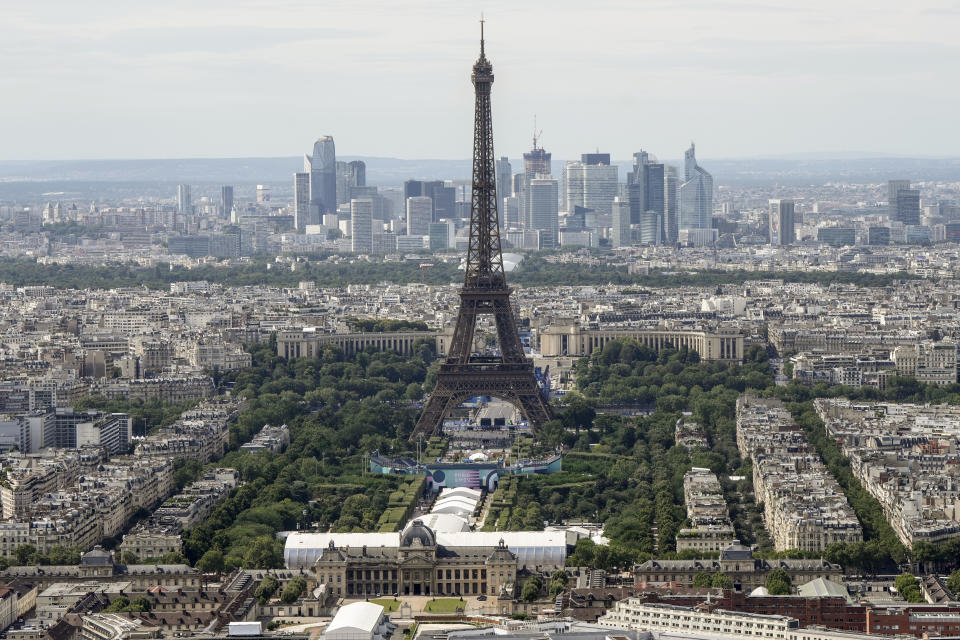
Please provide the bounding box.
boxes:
[736,396,862,552]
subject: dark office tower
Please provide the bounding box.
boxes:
[349,161,366,187]
[626,151,664,228]
[496,156,512,201]
[868,226,891,246]
[626,153,646,225]
[581,152,611,166]
[431,186,457,220]
[220,186,234,219]
[897,189,921,226]
[293,172,312,231]
[768,199,795,245]
[611,197,631,248]
[644,163,665,220]
[664,166,679,243]
[888,179,911,221]
[305,136,336,215]
[403,179,424,200]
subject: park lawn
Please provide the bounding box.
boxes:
[370,598,402,613]
[423,598,466,613]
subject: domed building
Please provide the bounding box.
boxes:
[312,519,517,598]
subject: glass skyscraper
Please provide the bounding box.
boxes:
[305,136,337,216]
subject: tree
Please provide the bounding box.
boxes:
[540,420,567,447]
[549,570,569,597]
[255,575,280,604]
[126,596,152,612]
[561,398,596,433]
[13,544,35,566]
[895,573,923,602]
[766,568,792,595]
[121,551,139,565]
[521,577,542,602]
[711,573,733,589]
[947,570,960,597]
[567,539,596,567]
[105,596,130,612]
[244,536,284,569]
[47,546,81,565]
[693,572,713,588]
[155,552,189,564]
[281,576,307,603]
[197,549,226,574]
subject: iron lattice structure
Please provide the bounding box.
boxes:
[412,28,553,438]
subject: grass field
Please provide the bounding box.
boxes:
[369,598,402,613]
[423,598,465,613]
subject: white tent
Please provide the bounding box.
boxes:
[324,602,386,640]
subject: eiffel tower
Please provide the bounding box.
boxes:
[413,23,553,438]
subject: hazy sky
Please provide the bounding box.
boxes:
[3,0,959,161]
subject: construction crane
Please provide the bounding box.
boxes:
[419,263,434,284]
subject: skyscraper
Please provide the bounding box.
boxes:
[305,136,337,216]
[405,196,432,236]
[350,198,373,253]
[527,176,559,248]
[581,152,611,166]
[564,159,618,216]
[522,137,551,178]
[404,179,424,200]
[220,186,234,220]
[336,160,367,205]
[349,160,366,187]
[293,172,312,231]
[639,210,663,246]
[177,184,192,215]
[519,137,552,227]
[503,196,520,229]
[428,222,454,250]
[678,143,713,230]
[627,151,665,229]
[897,188,920,226]
[403,180,454,221]
[769,199,795,245]
[496,157,512,204]
[888,179,912,223]
[611,197,631,248]
[428,183,457,220]
[664,166,679,243]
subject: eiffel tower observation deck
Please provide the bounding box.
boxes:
[412,23,553,439]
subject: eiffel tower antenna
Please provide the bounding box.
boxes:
[412,24,553,439]
[480,13,485,57]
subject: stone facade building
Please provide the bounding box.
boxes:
[313,520,517,598]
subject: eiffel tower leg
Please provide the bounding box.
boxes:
[413,380,458,438]
[514,389,553,428]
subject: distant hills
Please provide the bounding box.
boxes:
[2,155,960,202]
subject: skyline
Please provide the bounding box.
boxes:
[4,0,960,161]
